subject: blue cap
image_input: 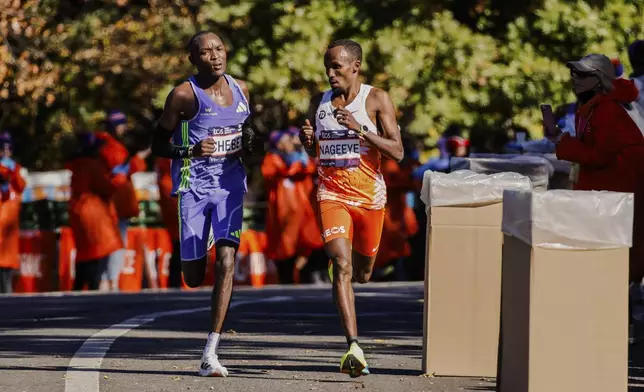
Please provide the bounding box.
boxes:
[106,110,127,130]
[0,132,12,148]
[269,130,287,149]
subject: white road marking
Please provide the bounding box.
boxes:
[235,311,423,318]
[64,296,291,392]
[354,292,419,298]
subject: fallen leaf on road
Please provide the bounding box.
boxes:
[419,373,435,378]
[226,329,237,335]
[173,376,182,381]
[103,376,109,380]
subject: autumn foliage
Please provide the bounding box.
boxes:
[1,0,643,169]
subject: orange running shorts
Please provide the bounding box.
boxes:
[318,200,385,257]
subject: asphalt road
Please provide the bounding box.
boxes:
[1,282,643,392]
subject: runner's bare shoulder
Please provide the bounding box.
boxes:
[235,79,250,101]
[365,87,391,111]
[168,82,196,119]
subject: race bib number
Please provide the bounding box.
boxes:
[209,125,243,158]
[318,129,360,168]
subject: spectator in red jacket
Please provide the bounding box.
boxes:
[550,55,643,194]
[544,53,644,340]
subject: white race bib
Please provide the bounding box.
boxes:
[209,126,243,158]
[318,129,360,168]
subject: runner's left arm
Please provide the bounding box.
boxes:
[364,89,403,162]
[336,88,403,162]
[237,80,263,157]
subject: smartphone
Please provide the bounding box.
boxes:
[540,104,557,137]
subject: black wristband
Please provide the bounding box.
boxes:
[151,124,191,159]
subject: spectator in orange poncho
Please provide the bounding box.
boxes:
[0,132,26,294]
[374,151,420,281]
[262,130,320,284]
[236,213,270,287]
[156,156,182,288]
[287,127,324,284]
[67,131,123,291]
[96,111,151,291]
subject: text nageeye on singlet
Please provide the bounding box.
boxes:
[209,126,243,158]
[318,130,360,168]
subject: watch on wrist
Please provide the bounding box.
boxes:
[357,124,369,137]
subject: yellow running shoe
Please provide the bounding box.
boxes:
[328,260,334,283]
[340,342,370,378]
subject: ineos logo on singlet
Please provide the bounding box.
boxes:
[209,125,243,158]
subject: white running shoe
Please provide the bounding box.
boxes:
[198,354,228,377]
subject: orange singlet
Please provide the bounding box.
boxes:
[314,84,385,256]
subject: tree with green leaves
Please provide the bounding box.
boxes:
[1,0,642,169]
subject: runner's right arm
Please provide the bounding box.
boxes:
[151,83,215,159]
[300,93,324,158]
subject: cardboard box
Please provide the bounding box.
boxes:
[420,170,532,377]
[499,189,633,392]
[422,202,503,377]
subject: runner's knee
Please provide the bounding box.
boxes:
[183,274,203,288]
[182,257,207,288]
[216,246,236,276]
[352,253,375,284]
[354,267,372,284]
[331,255,352,278]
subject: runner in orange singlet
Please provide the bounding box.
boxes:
[299,39,403,377]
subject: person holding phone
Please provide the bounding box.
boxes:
[542,54,643,191]
[543,53,644,342]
